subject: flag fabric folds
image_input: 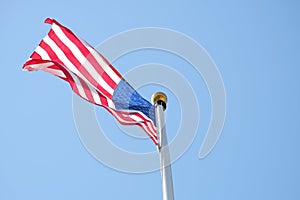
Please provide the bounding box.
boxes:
[23,18,157,145]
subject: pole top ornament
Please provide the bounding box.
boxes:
[152,92,167,110]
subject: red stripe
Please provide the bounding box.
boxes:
[109,109,140,125]
[56,67,81,100]
[107,107,158,144]
[39,40,59,61]
[31,51,42,59]
[137,120,157,139]
[119,112,136,123]
[48,64,62,71]
[103,108,132,125]
[39,39,108,100]
[37,41,80,95]
[97,91,108,107]
[76,39,119,89]
[78,78,95,104]
[54,23,121,88]
[23,59,52,71]
[47,30,113,99]
[136,123,158,145]
[42,66,65,80]
[96,51,122,80]
[24,59,49,65]
[135,112,156,132]
[106,108,157,142]
[131,112,157,140]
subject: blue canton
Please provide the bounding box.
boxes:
[112,79,156,125]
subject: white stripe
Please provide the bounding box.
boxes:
[42,67,66,78]
[139,122,157,142]
[27,62,53,70]
[107,98,115,109]
[129,114,144,123]
[35,46,51,60]
[35,42,88,101]
[52,24,114,96]
[110,109,133,124]
[43,35,105,100]
[113,108,156,135]
[146,121,157,136]
[131,112,157,135]
[32,48,64,78]
[43,35,80,75]
[69,73,88,100]
[86,83,101,105]
[136,119,157,141]
[128,113,156,138]
[81,40,121,85]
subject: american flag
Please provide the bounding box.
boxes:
[23,18,157,145]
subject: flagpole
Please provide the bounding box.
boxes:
[152,92,174,200]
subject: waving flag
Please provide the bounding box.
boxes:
[23,18,157,144]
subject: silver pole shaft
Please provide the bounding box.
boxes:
[155,104,174,200]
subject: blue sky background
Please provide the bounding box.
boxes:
[1,0,300,199]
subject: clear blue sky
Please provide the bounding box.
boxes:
[1,0,300,199]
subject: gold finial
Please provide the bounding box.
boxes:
[152,92,167,110]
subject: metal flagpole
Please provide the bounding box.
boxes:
[152,92,174,200]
